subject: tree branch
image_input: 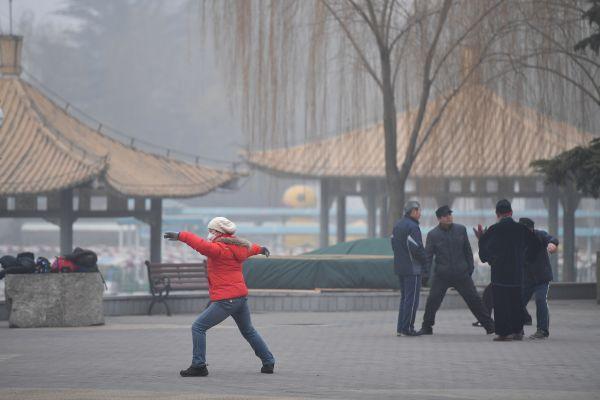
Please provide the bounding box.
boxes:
[430,0,506,82]
[320,0,383,89]
[400,0,452,176]
[414,55,483,158]
[512,60,600,106]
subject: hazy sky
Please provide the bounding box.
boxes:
[0,0,73,31]
[0,0,304,207]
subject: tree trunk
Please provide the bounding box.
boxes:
[561,185,580,282]
[380,50,404,234]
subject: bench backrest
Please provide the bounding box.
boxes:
[145,260,209,292]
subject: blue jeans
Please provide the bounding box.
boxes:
[397,275,421,333]
[191,297,275,367]
[522,282,550,335]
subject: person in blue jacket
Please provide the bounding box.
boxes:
[391,200,427,337]
[518,217,558,339]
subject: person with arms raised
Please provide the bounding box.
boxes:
[164,217,275,376]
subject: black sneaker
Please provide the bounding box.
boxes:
[180,364,208,377]
[261,363,275,374]
[418,326,433,335]
[398,330,423,337]
[512,332,524,341]
[472,321,483,327]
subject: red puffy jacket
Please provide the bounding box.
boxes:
[178,231,262,301]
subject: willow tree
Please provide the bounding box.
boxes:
[203,0,516,226]
[507,0,600,109]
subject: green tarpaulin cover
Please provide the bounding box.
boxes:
[304,237,393,256]
[243,238,398,289]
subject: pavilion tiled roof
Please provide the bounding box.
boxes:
[246,85,595,179]
[0,76,239,197]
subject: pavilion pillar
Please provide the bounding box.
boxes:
[149,198,162,263]
[59,189,75,256]
[319,180,331,248]
[434,179,455,208]
[336,195,346,244]
[366,192,376,238]
[545,185,559,277]
[361,189,377,238]
[560,185,581,282]
[379,194,389,237]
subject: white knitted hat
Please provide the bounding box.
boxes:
[207,217,236,234]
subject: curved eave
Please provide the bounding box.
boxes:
[0,76,108,196]
[16,77,243,199]
[245,156,547,181]
[0,163,105,196]
[105,169,243,199]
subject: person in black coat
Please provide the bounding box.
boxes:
[476,199,541,341]
[418,206,494,335]
[518,218,558,339]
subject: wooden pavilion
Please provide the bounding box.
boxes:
[245,83,595,281]
[0,35,239,262]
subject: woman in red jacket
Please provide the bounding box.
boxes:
[164,217,275,377]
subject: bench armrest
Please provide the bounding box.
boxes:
[150,276,171,297]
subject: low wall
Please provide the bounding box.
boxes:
[4,273,104,328]
[100,289,468,315]
[0,282,596,320]
[547,282,597,300]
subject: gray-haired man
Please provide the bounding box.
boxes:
[391,200,427,336]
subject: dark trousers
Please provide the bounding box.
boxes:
[397,275,421,333]
[492,285,524,337]
[523,282,550,335]
[422,274,494,330]
[482,283,494,314]
[482,282,532,325]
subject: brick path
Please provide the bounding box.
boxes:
[1,300,599,400]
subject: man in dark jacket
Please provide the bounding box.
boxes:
[476,199,541,341]
[519,217,558,339]
[391,200,427,337]
[418,206,494,335]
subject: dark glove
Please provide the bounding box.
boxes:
[163,232,179,241]
[260,247,270,257]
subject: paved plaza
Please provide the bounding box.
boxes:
[1,299,599,400]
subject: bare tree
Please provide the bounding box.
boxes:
[504,0,600,108]
[202,0,539,227]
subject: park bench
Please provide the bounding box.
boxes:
[145,260,209,316]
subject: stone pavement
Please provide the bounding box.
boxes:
[1,300,599,400]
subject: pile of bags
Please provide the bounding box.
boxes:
[0,247,99,280]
